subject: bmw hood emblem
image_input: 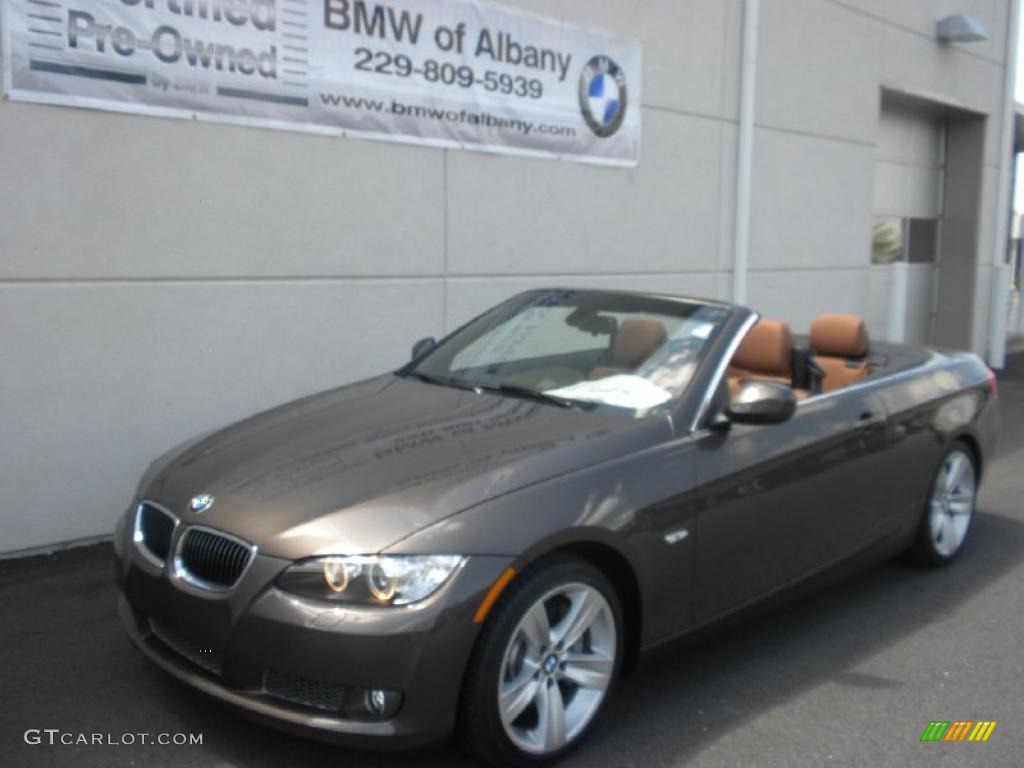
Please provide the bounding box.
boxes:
[579,55,628,138]
[189,494,214,513]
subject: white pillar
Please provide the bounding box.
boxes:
[989,264,1011,368]
[988,0,1020,367]
[732,0,760,306]
[887,262,909,342]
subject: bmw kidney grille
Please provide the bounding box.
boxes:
[134,502,177,566]
[175,527,254,590]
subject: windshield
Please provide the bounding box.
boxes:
[405,289,731,415]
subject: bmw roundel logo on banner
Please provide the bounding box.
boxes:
[578,55,629,138]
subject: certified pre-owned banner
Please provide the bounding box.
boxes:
[1,0,642,165]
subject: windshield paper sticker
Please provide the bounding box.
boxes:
[545,374,672,410]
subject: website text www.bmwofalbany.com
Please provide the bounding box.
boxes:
[319,92,578,139]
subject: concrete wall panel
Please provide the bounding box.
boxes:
[745,267,870,332]
[749,128,875,270]
[506,0,734,117]
[0,103,446,279]
[880,24,1003,120]
[757,0,882,144]
[446,109,724,276]
[838,0,1008,65]
[0,281,443,552]
[873,161,943,218]
[865,265,892,340]
[877,100,945,166]
[904,264,937,343]
[444,273,718,331]
[717,123,739,273]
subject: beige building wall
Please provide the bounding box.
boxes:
[0,0,1014,553]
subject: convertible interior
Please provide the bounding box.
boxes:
[452,305,932,407]
[575,312,881,400]
[578,311,931,403]
[725,314,873,401]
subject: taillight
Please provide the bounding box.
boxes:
[986,369,998,399]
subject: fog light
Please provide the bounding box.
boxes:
[345,688,402,720]
[366,688,387,715]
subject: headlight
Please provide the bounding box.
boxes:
[278,555,464,606]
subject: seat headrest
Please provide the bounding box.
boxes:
[732,319,793,376]
[614,318,668,368]
[811,314,868,358]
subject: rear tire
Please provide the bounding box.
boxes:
[458,556,623,768]
[907,443,978,566]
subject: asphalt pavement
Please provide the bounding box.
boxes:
[2,355,1022,768]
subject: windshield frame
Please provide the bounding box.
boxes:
[397,288,738,419]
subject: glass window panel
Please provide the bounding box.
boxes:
[907,218,939,263]
[872,216,905,264]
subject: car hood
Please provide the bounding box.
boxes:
[140,375,669,559]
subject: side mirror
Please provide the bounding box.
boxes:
[724,381,797,426]
[411,337,437,360]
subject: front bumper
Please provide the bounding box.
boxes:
[115,525,514,748]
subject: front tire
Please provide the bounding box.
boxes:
[458,556,623,767]
[908,443,978,566]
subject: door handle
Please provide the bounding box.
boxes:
[856,411,884,429]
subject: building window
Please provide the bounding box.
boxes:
[872,216,939,264]
[872,217,905,264]
[907,218,939,263]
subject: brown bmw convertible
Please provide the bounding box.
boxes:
[113,288,999,766]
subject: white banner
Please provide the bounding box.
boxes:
[1,0,642,165]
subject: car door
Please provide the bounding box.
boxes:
[690,384,891,623]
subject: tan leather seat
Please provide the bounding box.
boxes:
[727,319,809,400]
[590,317,668,379]
[810,314,869,392]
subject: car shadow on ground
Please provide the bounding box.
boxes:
[101,507,1023,768]
[0,512,1020,768]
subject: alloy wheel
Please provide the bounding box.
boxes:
[496,582,617,755]
[928,448,976,558]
